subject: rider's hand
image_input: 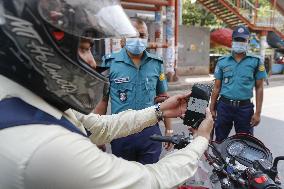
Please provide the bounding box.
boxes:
[189,108,214,141]
[250,113,261,127]
[160,93,190,118]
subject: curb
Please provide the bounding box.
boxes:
[268,75,284,82]
[168,81,211,91]
[168,75,284,91]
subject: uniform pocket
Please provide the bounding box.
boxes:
[240,69,254,85]
[140,79,156,104]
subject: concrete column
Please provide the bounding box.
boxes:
[260,31,268,59]
[155,7,164,57]
[104,38,112,55]
[165,0,175,74]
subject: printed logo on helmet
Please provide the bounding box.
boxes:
[238,28,244,33]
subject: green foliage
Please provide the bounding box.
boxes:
[251,0,271,7]
[182,1,221,27]
[210,47,230,54]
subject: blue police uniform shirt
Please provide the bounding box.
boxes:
[102,48,168,114]
[214,54,267,100]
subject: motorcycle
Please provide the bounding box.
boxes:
[150,133,283,189]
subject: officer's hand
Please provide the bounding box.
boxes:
[160,93,190,118]
[250,113,261,127]
[189,108,214,141]
[209,104,217,120]
[164,129,174,151]
[97,144,106,152]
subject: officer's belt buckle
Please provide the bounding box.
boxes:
[230,100,240,107]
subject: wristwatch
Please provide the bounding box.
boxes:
[154,103,163,121]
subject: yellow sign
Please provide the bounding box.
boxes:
[259,65,265,72]
[159,73,165,81]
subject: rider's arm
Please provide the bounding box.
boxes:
[73,107,158,145]
[25,131,208,189]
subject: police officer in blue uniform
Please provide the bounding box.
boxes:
[95,18,172,164]
[210,25,267,142]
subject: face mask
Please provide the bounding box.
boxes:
[125,38,148,55]
[232,41,248,54]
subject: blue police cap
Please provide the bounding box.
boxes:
[232,25,250,39]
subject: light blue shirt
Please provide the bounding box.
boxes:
[214,54,267,100]
[102,48,168,114]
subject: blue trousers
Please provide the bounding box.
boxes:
[215,101,254,142]
[111,124,162,164]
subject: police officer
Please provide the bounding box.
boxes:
[94,18,172,164]
[0,1,213,189]
[210,25,267,142]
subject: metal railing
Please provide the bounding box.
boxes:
[273,11,284,33]
[225,0,284,32]
[226,0,255,23]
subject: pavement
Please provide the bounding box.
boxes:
[168,74,284,92]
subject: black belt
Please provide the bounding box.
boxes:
[219,96,251,107]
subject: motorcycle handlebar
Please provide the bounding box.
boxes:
[149,134,173,143]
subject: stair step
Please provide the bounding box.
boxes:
[223,18,240,23]
[203,0,216,5]
[215,8,230,15]
[216,13,236,19]
[227,20,244,26]
[219,14,238,19]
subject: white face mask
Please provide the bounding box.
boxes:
[232,41,249,54]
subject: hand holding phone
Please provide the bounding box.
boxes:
[183,83,213,128]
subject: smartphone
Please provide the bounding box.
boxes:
[183,83,213,128]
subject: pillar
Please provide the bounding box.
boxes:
[165,0,176,75]
[155,7,164,57]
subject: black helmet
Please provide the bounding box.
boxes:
[0,0,137,114]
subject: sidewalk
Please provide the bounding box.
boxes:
[168,74,284,91]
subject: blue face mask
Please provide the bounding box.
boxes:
[232,41,248,54]
[125,38,148,55]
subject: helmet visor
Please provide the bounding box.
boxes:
[38,0,138,39]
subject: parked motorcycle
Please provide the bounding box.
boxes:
[150,133,283,189]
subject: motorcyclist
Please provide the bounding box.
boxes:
[0,0,213,189]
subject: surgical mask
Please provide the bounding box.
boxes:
[232,41,248,54]
[125,38,148,55]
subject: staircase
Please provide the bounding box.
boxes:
[197,0,284,38]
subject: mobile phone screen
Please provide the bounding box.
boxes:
[187,97,208,115]
[183,83,213,127]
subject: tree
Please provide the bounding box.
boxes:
[182,1,220,27]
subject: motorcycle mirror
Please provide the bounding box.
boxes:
[272,156,284,169]
[270,156,284,180]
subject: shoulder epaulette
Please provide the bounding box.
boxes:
[247,54,263,61]
[217,56,229,61]
[103,53,115,61]
[147,52,163,63]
